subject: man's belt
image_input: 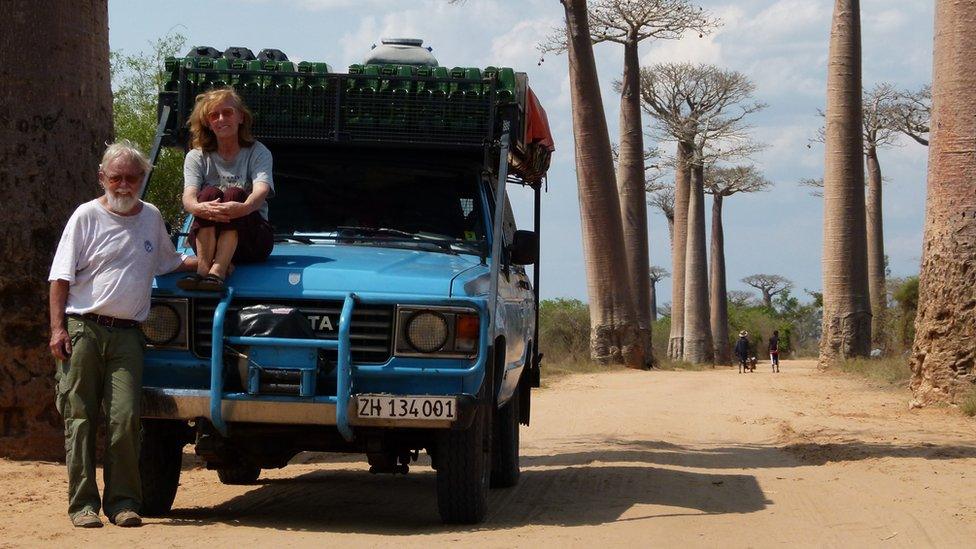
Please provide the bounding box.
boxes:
[68,313,141,329]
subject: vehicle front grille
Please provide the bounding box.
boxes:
[192,298,394,364]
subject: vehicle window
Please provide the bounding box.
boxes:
[270,164,485,244]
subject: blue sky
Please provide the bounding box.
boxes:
[108,0,934,304]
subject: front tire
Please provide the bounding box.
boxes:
[491,386,520,488]
[139,420,186,516]
[216,465,261,485]
[436,404,490,524]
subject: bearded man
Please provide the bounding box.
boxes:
[48,141,196,528]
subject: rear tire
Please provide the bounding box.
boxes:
[436,404,490,523]
[491,386,520,488]
[139,420,186,516]
[216,465,261,485]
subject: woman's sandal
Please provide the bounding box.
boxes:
[176,273,204,291]
[196,274,226,292]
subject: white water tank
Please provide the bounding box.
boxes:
[364,38,439,66]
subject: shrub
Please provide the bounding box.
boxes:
[538,298,591,363]
[960,388,976,417]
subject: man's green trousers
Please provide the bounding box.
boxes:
[55,316,144,520]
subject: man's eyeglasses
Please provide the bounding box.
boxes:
[207,107,238,122]
[103,173,144,185]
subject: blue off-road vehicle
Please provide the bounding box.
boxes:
[136,39,553,523]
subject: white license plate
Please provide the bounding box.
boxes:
[356,395,457,421]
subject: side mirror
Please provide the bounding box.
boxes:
[511,230,538,265]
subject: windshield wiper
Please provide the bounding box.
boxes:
[274,233,315,244]
[336,226,459,254]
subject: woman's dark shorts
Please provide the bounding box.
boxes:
[188,185,274,263]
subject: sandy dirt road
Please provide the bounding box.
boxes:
[2,360,975,548]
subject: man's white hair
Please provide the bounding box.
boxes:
[99,140,151,174]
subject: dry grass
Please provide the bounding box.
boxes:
[540,359,612,385]
[834,357,912,386]
[960,389,976,417]
[654,358,713,371]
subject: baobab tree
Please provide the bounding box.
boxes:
[816,84,900,347]
[706,166,772,364]
[648,266,670,322]
[648,184,675,245]
[909,0,976,406]
[820,0,871,365]
[0,0,113,459]
[891,85,931,146]
[640,62,765,363]
[560,0,644,367]
[545,1,718,363]
[742,274,793,309]
[727,290,756,307]
[861,84,901,347]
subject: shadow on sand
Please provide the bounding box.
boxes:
[162,447,770,533]
[159,437,976,533]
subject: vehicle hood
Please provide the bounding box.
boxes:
[156,243,485,298]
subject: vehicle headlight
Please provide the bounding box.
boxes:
[142,298,188,349]
[405,312,449,352]
[395,306,480,358]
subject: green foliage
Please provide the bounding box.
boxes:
[714,289,822,357]
[651,315,671,359]
[538,298,591,363]
[834,357,911,386]
[110,32,187,228]
[877,276,920,353]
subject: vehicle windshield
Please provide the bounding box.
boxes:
[269,160,486,254]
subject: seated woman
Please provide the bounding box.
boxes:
[178,88,274,291]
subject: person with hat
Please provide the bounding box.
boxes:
[734,330,752,374]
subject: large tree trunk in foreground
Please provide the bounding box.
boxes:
[910,0,976,405]
[819,0,872,367]
[709,194,731,365]
[0,0,113,459]
[683,161,713,364]
[563,0,643,367]
[617,39,653,365]
[668,141,693,359]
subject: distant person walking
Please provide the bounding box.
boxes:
[735,331,751,373]
[769,330,781,373]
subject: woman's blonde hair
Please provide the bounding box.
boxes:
[188,87,255,151]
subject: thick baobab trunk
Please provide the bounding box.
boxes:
[910,0,976,406]
[709,194,731,365]
[668,141,693,359]
[760,290,773,309]
[683,161,714,364]
[0,0,113,459]
[865,146,886,348]
[563,0,644,367]
[819,0,872,367]
[617,39,653,365]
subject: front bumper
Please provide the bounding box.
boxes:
[142,388,479,430]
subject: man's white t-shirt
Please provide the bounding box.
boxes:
[48,200,185,322]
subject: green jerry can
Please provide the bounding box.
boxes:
[237,59,266,129]
[346,64,381,130]
[484,66,516,103]
[449,67,482,133]
[297,61,332,133]
[267,60,297,131]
